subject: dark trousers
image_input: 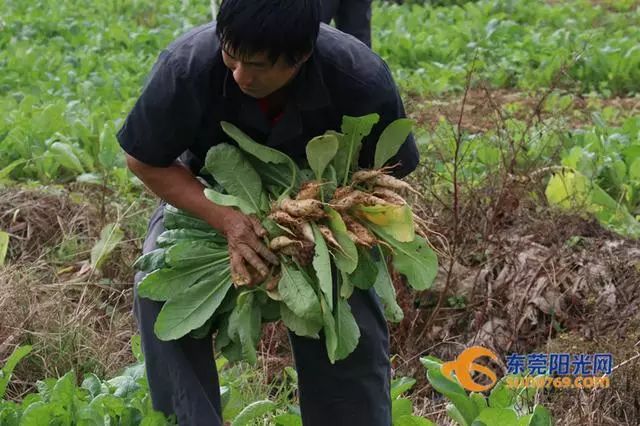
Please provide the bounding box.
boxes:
[134,204,391,425]
[321,0,373,48]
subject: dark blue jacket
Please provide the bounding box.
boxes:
[117,22,419,178]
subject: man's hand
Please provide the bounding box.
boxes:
[124,155,279,287]
[220,208,279,287]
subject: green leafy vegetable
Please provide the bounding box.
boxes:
[370,228,437,291]
[90,223,124,270]
[333,114,380,185]
[0,231,9,266]
[311,223,333,310]
[306,133,339,181]
[205,144,264,214]
[333,297,360,362]
[204,189,259,215]
[374,118,414,169]
[326,208,359,274]
[280,304,322,338]
[373,247,404,322]
[228,292,262,365]
[154,274,233,341]
[0,345,32,399]
[132,248,166,272]
[221,121,298,197]
[278,262,322,321]
[136,263,215,301]
[164,240,228,268]
[231,400,277,426]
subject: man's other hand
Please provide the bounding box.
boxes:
[221,208,279,287]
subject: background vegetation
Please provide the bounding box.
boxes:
[1,0,639,424]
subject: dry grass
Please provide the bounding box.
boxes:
[545,330,640,425]
[0,185,155,399]
[0,187,96,261]
[384,82,640,424]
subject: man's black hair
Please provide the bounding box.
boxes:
[216,0,320,66]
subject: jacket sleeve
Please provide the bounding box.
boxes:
[357,62,419,179]
[116,51,202,167]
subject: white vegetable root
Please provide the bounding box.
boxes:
[269,236,303,251]
[342,215,377,247]
[372,186,407,205]
[318,225,340,248]
[329,190,391,211]
[279,198,325,220]
[295,181,325,200]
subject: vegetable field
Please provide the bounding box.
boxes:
[1,0,639,425]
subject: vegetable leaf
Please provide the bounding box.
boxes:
[231,400,277,426]
[137,263,215,301]
[221,121,294,165]
[474,408,518,425]
[280,304,322,338]
[278,262,322,321]
[221,121,298,197]
[333,296,360,361]
[228,292,262,365]
[392,398,413,419]
[426,368,479,425]
[132,248,165,272]
[370,228,438,291]
[306,133,339,181]
[91,223,124,270]
[349,247,378,290]
[156,228,226,248]
[374,118,414,169]
[393,416,435,426]
[326,208,358,274]
[204,143,263,213]
[204,189,259,215]
[333,114,380,185]
[311,223,333,310]
[154,274,232,340]
[321,296,338,363]
[50,141,85,173]
[0,345,32,399]
[373,246,404,322]
[355,204,415,243]
[164,241,228,268]
[163,205,213,231]
[391,377,416,400]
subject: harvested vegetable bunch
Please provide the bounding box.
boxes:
[134,115,438,364]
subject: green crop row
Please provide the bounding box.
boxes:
[1,0,210,184]
[2,0,638,185]
[374,0,640,95]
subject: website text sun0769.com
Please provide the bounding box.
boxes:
[505,375,610,390]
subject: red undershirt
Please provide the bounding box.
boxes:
[257,97,285,127]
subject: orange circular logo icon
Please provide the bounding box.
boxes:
[441,346,499,392]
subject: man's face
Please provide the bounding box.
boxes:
[221,47,302,99]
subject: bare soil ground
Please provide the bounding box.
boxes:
[406,89,640,133]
